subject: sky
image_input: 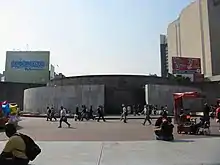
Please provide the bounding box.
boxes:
[0,0,194,76]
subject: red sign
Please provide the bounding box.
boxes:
[172,57,201,74]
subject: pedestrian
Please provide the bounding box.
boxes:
[81,105,87,121]
[137,104,141,115]
[85,106,89,120]
[164,105,168,115]
[133,105,137,116]
[58,106,71,128]
[203,103,210,121]
[120,104,127,123]
[216,103,220,132]
[89,106,95,120]
[97,105,106,122]
[0,123,41,165]
[75,105,80,121]
[50,106,57,121]
[127,105,131,114]
[46,107,51,121]
[142,105,152,125]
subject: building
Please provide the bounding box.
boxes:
[4,51,50,84]
[160,35,168,77]
[24,75,174,114]
[49,64,55,80]
[167,0,220,77]
[23,74,220,114]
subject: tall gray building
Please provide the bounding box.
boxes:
[167,0,220,77]
[160,35,168,77]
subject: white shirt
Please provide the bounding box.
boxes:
[143,108,147,115]
[123,107,127,113]
[60,109,67,117]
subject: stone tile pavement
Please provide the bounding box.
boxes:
[1,138,220,165]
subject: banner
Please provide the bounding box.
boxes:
[172,57,201,74]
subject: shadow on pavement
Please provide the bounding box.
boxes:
[63,127,76,129]
[209,134,220,137]
[172,139,195,143]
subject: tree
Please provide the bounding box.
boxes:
[168,73,191,83]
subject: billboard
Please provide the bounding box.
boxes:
[172,57,201,74]
[5,51,50,84]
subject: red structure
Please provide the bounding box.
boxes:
[173,92,204,124]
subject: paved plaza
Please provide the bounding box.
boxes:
[0,117,220,164]
[0,117,219,141]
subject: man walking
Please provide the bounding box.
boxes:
[58,106,71,128]
[46,107,51,121]
[50,106,57,121]
[142,105,152,125]
[120,104,127,123]
[97,105,106,122]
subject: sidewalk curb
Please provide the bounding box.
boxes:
[21,114,174,120]
[21,114,203,120]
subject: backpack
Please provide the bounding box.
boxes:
[15,133,41,161]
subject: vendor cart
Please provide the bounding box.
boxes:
[173,91,204,124]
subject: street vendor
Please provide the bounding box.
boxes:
[154,111,174,141]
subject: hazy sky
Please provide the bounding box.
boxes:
[0,0,193,76]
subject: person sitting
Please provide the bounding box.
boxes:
[191,116,210,134]
[179,109,187,124]
[154,112,174,141]
[186,113,191,123]
[0,123,29,165]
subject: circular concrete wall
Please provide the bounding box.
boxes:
[24,85,104,113]
[48,75,174,87]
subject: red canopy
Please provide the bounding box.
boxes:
[173,91,203,124]
[173,91,202,100]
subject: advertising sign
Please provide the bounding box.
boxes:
[4,51,50,84]
[11,60,46,71]
[172,57,201,74]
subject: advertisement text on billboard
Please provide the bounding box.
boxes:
[172,57,201,74]
[11,60,46,71]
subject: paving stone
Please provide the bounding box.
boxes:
[0,138,220,165]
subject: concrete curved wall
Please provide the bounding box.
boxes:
[24,85,104,113]
[48,75,184,87]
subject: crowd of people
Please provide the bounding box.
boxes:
[45,103,169,127]
[46,105,106,128]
